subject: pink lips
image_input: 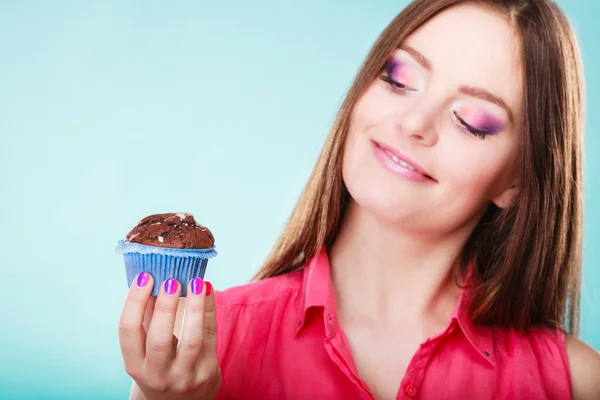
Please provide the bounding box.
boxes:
[371,140,436,183]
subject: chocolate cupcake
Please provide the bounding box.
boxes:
[116,213,217,296]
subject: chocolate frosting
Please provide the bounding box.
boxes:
[125,212,214,249]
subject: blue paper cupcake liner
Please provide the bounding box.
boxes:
[116,240,217,297]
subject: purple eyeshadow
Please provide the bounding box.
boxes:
[476,116,504,134]
[385,59,404,79]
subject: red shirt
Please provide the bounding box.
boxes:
[214,249,571,399]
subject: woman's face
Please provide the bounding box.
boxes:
[343,3,524,235]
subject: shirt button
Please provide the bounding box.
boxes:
[405,384,417,397]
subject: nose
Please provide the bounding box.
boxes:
[396,99,439,146]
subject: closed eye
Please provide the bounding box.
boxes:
[453,111,489,139]
[379,74,414,93]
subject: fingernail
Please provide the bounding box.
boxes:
[191,277,204,296]
[137,272,150,288]
[205,281,213,296]
[164,278,178,295]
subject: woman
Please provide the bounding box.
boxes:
[119,0,600,399]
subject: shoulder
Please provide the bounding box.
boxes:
[212,270,304,366]
[490,326,572,397]
[565,335,600,400]
[214,269,303,309]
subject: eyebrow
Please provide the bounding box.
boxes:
[400,44,432,71]
[399,44,515,123]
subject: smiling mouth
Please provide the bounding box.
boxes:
[382,148,419,171]
[372,140,436,181]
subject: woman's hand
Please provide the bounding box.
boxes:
[119,273,221,400]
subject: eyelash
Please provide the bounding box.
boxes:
[380,74,410,93]
[379,72,491,140]
[452,111,489,140]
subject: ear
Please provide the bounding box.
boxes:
[491,183,517,209]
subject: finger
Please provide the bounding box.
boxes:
[142,296,156,333]
[195,281,219,383]
[173,298,186,340]
[174,277,207,371]
[118,272,154,374]
[145,278,181,373]
[199,281,218,360]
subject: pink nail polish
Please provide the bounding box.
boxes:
[191,277,204,295]
[137,272,150,288]
[164,279,178,295]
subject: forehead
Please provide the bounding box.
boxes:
[403,3,524,116]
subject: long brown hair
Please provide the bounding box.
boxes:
[254,0,585,334]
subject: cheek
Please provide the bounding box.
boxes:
[342,123,370,190]
[342,119,401,216]
[342,94,381,188]
[440,143,515,206]
[351,84,397,130]
[343,85,398,177]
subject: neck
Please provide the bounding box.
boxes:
[329,200,477,329]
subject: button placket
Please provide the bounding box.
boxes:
[398,337,441,399]
[325,335,375,400]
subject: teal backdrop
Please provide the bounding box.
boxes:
[1,1,598,398]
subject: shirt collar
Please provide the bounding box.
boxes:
[295,248,336,336]
[450,279,496,365]
[295,247,495,366]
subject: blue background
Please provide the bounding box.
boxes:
[1,1,597,398]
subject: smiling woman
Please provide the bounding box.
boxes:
[341,3,524,241]
[118,0,600,399]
